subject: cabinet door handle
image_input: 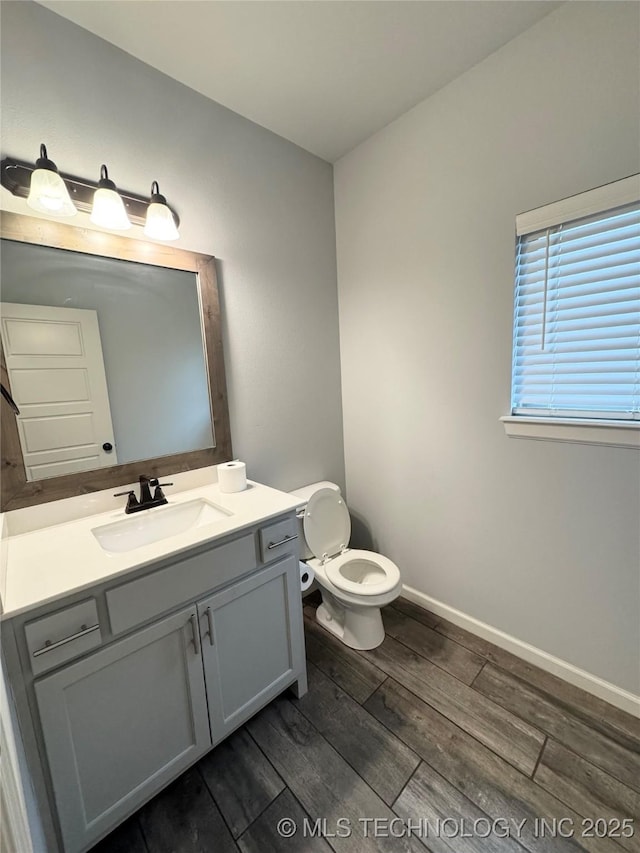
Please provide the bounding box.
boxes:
[189,614,201,656]
[205,607,214,646]
[267,533,298,550]
[32,624,100,658]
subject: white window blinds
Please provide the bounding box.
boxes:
[511,178,640,420]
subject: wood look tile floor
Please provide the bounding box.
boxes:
[92,597,640,853]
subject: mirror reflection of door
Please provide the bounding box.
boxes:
[0,303,117,481]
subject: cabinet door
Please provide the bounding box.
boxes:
[199,556,304,743]
[35,606,211,853]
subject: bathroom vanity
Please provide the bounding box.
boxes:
[1,478,306,853]
[0,212,308,852]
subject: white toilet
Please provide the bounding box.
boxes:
[291,482,402,650]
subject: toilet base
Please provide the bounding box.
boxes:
[316,597,385,650]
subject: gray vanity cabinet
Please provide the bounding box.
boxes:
[199,554,304,742]
[6,509,306,853]
[34,605,211,852]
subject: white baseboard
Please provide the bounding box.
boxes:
[401,584,640,719]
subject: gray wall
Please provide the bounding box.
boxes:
[335,2,640,693]
[2,240,214,466]
[0,0,345,493]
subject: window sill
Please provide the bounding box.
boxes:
[500,416,640,449]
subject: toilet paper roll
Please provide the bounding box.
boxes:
[299,560,314,593]
[217,460,247,493]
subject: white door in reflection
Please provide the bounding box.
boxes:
[1,302,118,480]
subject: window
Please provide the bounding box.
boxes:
[502,175,640,448]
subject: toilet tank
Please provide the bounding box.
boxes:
[290,481,341,559]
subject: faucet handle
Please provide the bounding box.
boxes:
[152,482,173,501]
[114,490,140,513]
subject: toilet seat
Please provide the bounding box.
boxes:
[324,550,401,596]
[303,489,400,597]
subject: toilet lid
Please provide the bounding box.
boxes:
[303,488,351,560]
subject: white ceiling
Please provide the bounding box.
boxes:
[38,1,560,162]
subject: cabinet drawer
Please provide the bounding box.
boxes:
[106,534,256,635]
[25,599,101,676]
[258,516,298,562]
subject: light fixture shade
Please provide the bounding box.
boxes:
[90,165,132,230]
[144,182,179,241]
[144,203,180,241]
[91,188,132,230]
[27,145,77,217]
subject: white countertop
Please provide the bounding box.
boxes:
[1,480,301,620]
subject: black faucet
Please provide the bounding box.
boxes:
[114,475,173,514]
[139,474,154,506]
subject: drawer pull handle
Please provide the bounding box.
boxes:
[205,607,214,646]
[32,624,100,658]
[267,533,298,550]
[190,614,201,656]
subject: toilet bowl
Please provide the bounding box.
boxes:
[291,483,401,650]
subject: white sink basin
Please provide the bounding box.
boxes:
[92,499,232,554]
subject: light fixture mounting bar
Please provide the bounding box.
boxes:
[0,158,180,228]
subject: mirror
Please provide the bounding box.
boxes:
[2,242,214,480]
[1,212,232,510]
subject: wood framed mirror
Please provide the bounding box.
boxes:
[1,212,232,511]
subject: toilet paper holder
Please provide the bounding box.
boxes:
[299,560,314,592]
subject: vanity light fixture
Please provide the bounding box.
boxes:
[144,182,180,241]
[1,149,181,241]
[26,144,77,217]
[90,165,132,231]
